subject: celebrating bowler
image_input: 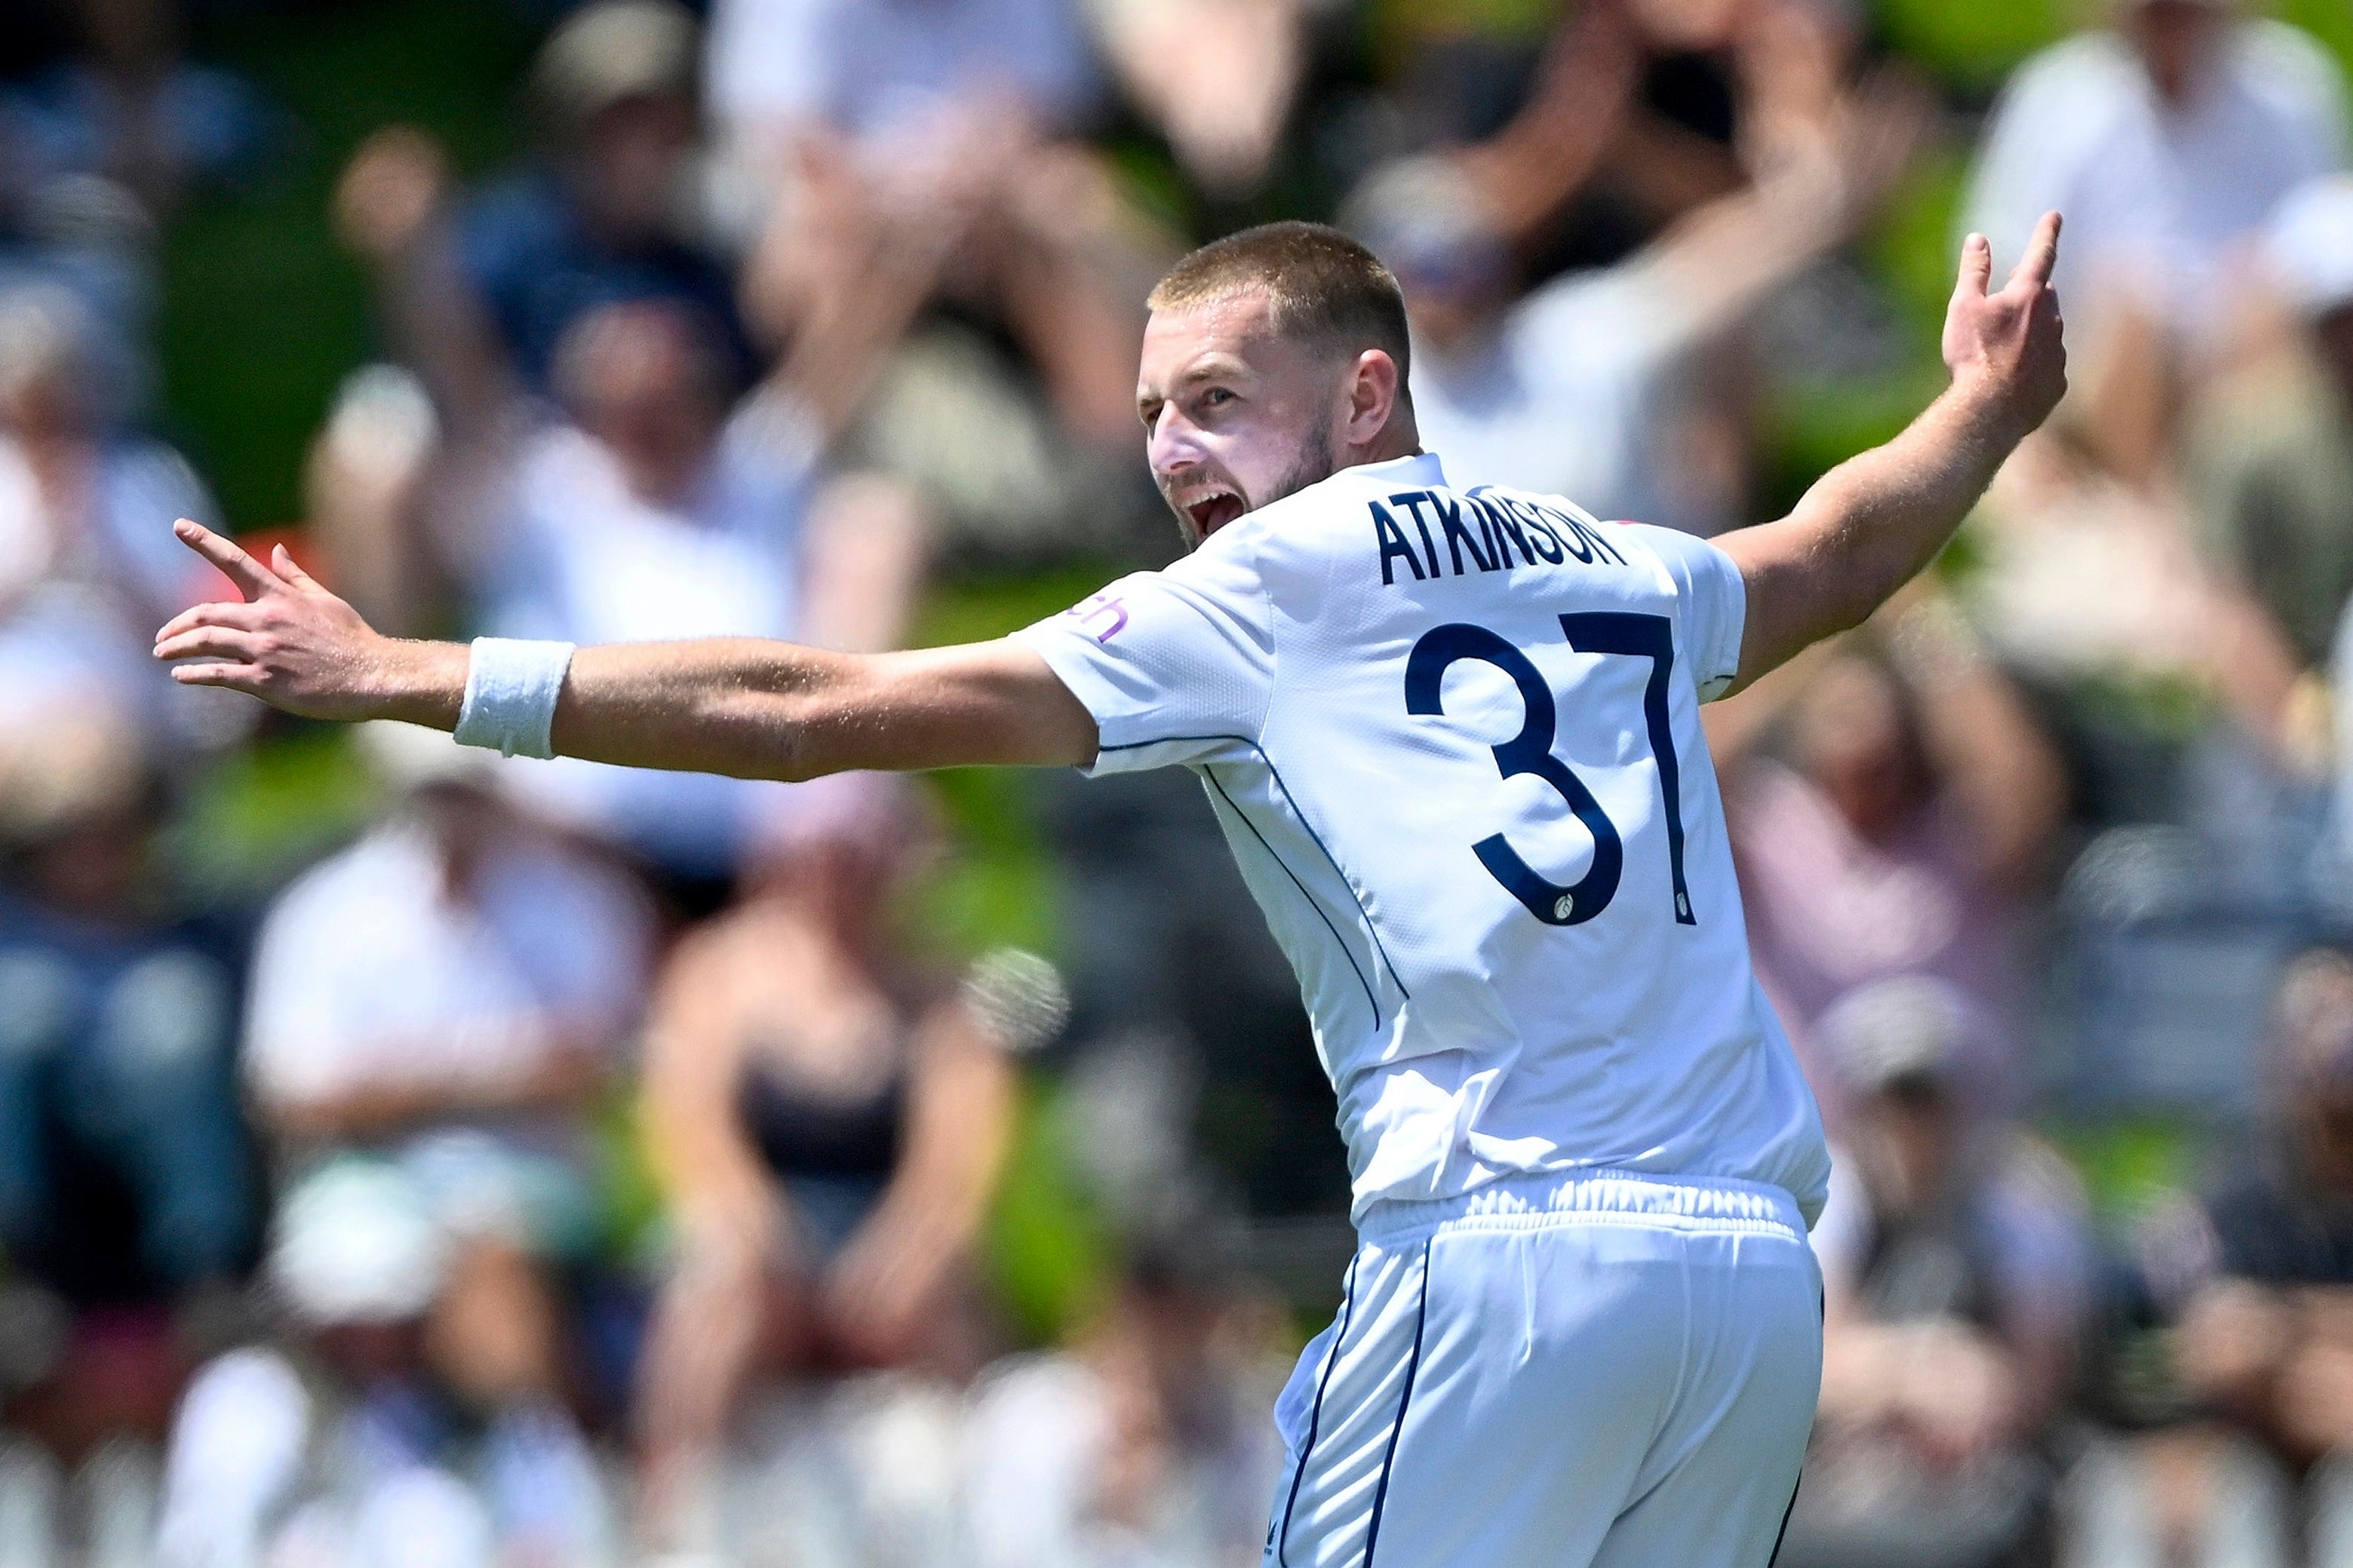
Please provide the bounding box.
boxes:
[156,211,2066,1568]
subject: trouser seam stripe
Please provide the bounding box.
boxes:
[1278,1251,1362,1567]
[1360,1237,1433,1568]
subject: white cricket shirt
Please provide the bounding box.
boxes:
[1015,452,1829,1223]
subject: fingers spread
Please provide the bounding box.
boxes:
[1955,232,1993,299]
[271,543,323,591]
[155,626,263,664]
[173,519,282,602]
[2010,210,2062,290]
[154,599,263,644]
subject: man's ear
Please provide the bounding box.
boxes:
[1343,349,1401,446]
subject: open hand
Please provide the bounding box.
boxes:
[1943,211,2067,442]
[152,520,453,723]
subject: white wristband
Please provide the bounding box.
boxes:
[453,637,575,759]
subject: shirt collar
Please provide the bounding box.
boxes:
[1349,450,1447,488]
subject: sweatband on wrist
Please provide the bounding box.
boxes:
[453,637,575,759]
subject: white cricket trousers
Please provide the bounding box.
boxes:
[1264,1168,1823,1568]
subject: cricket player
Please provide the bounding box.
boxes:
[155,212,2065,1567]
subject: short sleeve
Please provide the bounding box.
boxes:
[1012,547,1276,775]
[1614,523,1747,701]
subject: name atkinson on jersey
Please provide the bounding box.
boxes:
[1371,486,1627,587]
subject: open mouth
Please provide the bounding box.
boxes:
[1181,488,1246,538]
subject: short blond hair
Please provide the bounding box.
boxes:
[1147,222,1412,383]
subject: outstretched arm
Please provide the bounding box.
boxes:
[1715,213,2066,694]
[152,526,1098,776]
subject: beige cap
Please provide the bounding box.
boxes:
[529,0,698,128]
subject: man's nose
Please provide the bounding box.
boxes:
[1147,409,1205,478]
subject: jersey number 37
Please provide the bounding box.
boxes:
[1405,612,1694,930]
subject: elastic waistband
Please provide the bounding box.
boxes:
[1356,1168,1807,1246]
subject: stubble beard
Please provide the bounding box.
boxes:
[1168,427,1338,551]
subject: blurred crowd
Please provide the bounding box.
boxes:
[5,0,2353,1563]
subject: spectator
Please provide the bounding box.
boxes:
[2163,952,2353,1462]
[2090,951,2353,1565]
[1964,0,2347,339]
[0,120,157,420]
[694,0,1166,556]
[241,723,653,1511]
[1711,604,2067,1121]
[1961,0,2347,480]
[1474,0,1865,270]
[471,297,926,891]
[0,283,232,744]
[0,0,275,222]
[961,1242,1289,1568]
[334,112,937,882]
[703,0,1101,176]
[633,774,1016,1542]
[1780,977,2092,1568]
[339,2,752,406]
[0,691,253,1454]
[158,1161,612,1568]
[1346,49,1916,537]
[2182,176,2353,677]
[1084,0,1309,201]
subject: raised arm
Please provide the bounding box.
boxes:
[152,523,1098,775]
[1715,213,2066,694]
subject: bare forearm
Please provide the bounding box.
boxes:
[344,634,1091,778]
[1716,215,2067,692]
[561,640,1094,776]
[155,526,1096,774]
[548,638,852,778]
[1743,382,2020,658]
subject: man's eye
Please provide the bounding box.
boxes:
[1203,388,1235,408]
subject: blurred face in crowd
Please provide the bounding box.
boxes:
[1855,1072,1958,1222]
[0,707,158,919]
[2277,953,2353,1191]
[751,805,931,954]
[770,836,891,947]
[2122,0,2226,106]
[1789,655,1931,840]
[0,322,94,443]
[568,91,698,240]
[554,301,726,503]
[1138,287,1397,547]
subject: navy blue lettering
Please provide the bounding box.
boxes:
[1432,492,1496,575]
[1392,492,1443,580]
[1473,494,1537,566]
[1507,497,1567,564]
[1371,502,1426,584]
[1544,505,1595,563]
[1584,517,1627,566]
[1551,507,1627,566]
